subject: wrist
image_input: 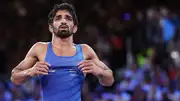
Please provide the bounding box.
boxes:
[97,68,104,78]
[24,69,33,77]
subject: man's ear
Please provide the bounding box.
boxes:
[49,24,53,33]
[73,25,78,33]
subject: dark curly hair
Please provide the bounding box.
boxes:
[48,3,78,26]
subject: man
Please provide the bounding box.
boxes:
[11,3,114,101]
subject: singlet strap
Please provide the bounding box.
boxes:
[74,44,84,60]
[45,42,53,61]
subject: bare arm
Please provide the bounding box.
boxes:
[11,42,49,85]
[80,44,114,86]
[94,60,114,86]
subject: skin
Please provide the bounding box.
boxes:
[11,9,114,87]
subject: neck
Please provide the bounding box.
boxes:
[52,35,74,48]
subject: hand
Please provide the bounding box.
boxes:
[26,61,50,77]
[78,60,103,76]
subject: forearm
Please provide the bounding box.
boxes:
[98,69,114,86]
[96,61,114,86]
[11,68,31,85]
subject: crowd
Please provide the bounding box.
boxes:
[1,0,180,101]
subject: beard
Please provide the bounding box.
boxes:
[54,25,73,38]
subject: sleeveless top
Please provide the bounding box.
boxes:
[39,42,85,101]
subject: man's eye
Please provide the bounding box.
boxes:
[55,18,60,21]
[67,17,72,21]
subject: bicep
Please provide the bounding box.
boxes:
[82,44,110,70]
[82,44,99,60]
[15,57,37,71]
[12,43,39,72]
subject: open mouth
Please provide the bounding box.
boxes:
[59,25,68,29]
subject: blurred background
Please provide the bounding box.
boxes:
[1,0,180,101]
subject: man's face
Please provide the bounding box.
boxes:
[51,10,76,38]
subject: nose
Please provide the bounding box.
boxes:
[60,18,67,25]
[61,22,66,25]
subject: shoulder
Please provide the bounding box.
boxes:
[33,42,49,47]
[80,44,92,51]
[80,44,94,53]
[80,44,98,60]
[26,42,49,60]
[31,42,49,51]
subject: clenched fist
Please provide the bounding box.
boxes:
[26,61,50,77]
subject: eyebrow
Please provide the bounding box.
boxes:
[55,14,72,18]
[55,15,61,18]
[65,15,72,18]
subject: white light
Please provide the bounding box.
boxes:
[171,51,179,59]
